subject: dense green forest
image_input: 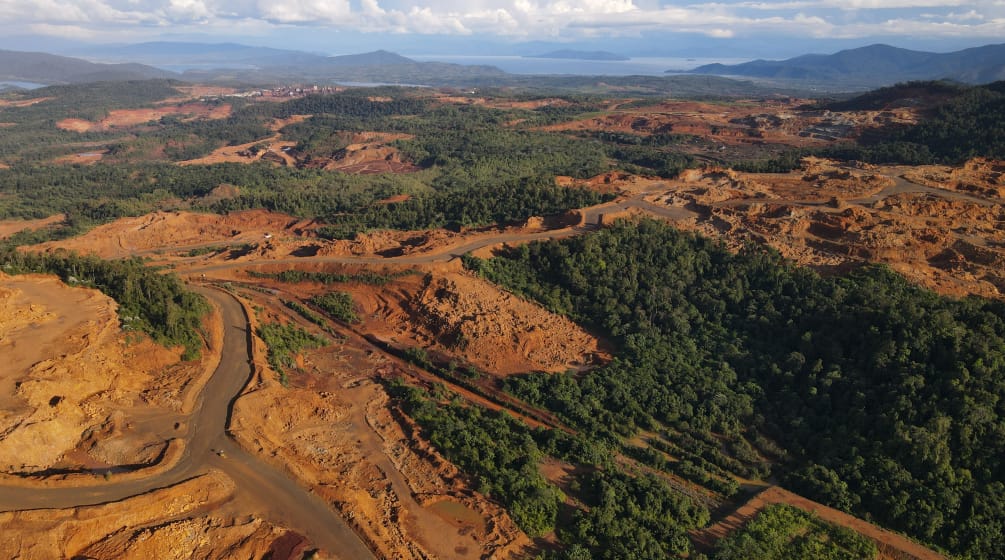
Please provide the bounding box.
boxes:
[465,219,1005,559]
[0,248,209,358]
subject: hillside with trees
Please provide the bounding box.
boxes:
[465,219,1005,559]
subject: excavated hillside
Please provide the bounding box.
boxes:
[0,272,211,475]
[647,158,1005,299]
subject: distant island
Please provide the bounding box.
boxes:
[525,50,629,61]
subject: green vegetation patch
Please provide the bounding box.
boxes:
[713,504,877,560]
[282,300,340,337]
[390,378,708,554]
[392,380,562,536]
[309,291,359,323]
[256,321,327,382]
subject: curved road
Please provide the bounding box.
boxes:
[0,288,374,559]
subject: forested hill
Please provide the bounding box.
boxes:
[690,43,1005,87]
[468,219,1005,559]
[0,50,175,84]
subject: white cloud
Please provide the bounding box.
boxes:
[0,0,1003,42]
[946,8,984,19]
[256,0,353,24]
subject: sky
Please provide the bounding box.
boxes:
[0,0,1003,57]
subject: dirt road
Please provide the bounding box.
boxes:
[0,288,374,559]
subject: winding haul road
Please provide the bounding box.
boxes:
[0,288,374,559]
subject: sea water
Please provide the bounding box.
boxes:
[407,55,751,76]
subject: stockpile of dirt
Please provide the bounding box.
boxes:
[180,115,309,167]
[556,171,665,194]
[180,137,297,166]
[302,132,420,174]
[0,471,303,559]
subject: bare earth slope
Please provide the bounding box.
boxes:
[0,272,183,473]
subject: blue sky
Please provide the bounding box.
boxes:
[0,0,1003,56]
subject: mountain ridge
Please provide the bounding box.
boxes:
[0,49,175,84]
[687,43,1005,87]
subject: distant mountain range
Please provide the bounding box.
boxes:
[7,41,1005,93]
[526,50,629,61]
[688,43,1005,87]
[0,46,508,87]
[0,49,173,84]
[80,42,410,69]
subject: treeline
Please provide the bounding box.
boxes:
[467,219,1005,559]
[317,176,605,239]
[0,249,209,359]
[0,80,185,162]
[0,161,342,219]
[0,159,603,245]
[0,94,612,239]
[263,92,428,121]
[16,79,183,120]
[392,380,563,536]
